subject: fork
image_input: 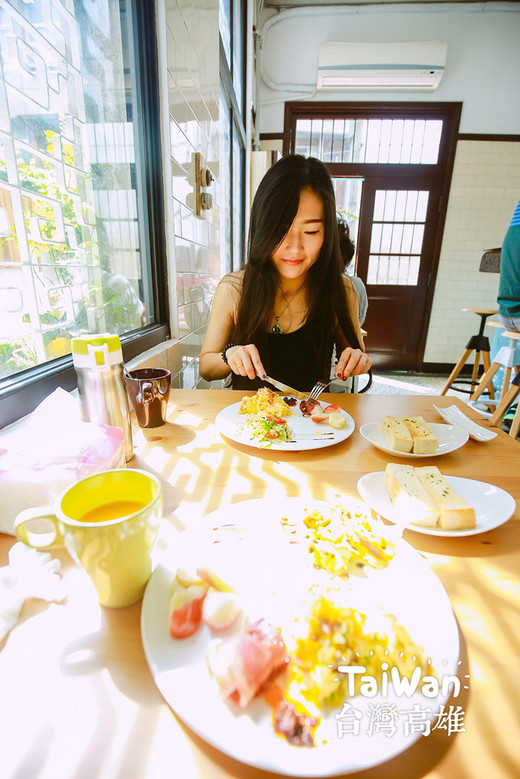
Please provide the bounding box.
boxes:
[307,380,333,402]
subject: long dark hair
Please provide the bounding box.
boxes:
[233,155,362,379]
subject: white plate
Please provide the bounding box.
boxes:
[433,404,498,441]
[215,401,355,451]
[360,422,469,458]
[357,472,516,537]
[141,498,459,776]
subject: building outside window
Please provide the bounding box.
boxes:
[0,0,167,426]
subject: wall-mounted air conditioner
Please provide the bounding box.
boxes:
[317,41,447,91]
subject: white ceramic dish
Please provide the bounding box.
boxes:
[359,422,469,458]
[433,404,498,441]
[357,472,515,537]
[215,401,355,451]
[141,498,459,776]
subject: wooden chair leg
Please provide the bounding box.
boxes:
[510,403,520,439]
[471,362,500,402]
[490,383,520,426]
[440,349,472,395]
[471,351,481,388]
[502,366,513,396]
[481,351,494,399]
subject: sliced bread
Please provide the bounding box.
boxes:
[414,466,476,530]
[381,416,414,453]
[402,416,438,455]
[384,463,440,527]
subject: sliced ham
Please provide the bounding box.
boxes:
[207,618,289,707]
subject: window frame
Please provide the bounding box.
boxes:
[0,0,169,428]
[219,0,247,273]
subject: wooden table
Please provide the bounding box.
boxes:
[1,391,519,779]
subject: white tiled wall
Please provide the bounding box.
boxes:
[424,140,520,365]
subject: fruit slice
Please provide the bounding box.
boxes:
[169,569,209,639]
[197,566,236,592]
[202,591,242,631]
[323,404,341,415]
[328,412,347,430]
[311,413,328,424]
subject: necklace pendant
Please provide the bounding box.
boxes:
[272,320,283,335]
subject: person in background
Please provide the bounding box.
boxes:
[337,215,368,325]
[496,199,520,431]
[497,200,520,333]
[199,155,371,391]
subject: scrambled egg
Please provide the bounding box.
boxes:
[238,387,292,418]
[282,505,395,579]
[288,595,434,708]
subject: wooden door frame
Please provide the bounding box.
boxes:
[283,101,462,370]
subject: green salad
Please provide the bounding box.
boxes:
[246,415,293,447]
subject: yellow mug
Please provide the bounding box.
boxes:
[14,469,162,608]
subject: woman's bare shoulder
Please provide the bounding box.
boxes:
[218,270,243,293]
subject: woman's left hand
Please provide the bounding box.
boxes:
[335,348,372,380]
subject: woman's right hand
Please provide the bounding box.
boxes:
[225,344,267,381]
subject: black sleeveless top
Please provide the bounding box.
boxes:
[231,323,333,393]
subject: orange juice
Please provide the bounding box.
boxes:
[79,501,146,523]
[15,468,163,607]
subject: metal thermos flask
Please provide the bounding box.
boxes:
[71,334,133,462]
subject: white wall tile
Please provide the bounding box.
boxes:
[424,140,520,365]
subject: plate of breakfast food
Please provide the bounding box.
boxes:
[357,464,516,537]
[215,387,355,450]
[360,415,469,458]
[141,497,460,776]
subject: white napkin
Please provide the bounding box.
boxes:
[0,543,65,643]
[0,387,125,535]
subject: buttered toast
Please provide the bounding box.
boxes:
[414,466,476,530]
[384,463,440,527]
[381,416,437,454]
[402,416,437,455]
[381,416,414,453]
[384,463,476,530]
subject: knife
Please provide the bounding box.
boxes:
[262,374,307,400]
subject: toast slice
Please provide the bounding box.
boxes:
[414,466,476,530]
[384,463,440,527]
[402,416,438,455]
[381,416,414,453]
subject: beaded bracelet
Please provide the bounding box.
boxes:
[221,342,237,365]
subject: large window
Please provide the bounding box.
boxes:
[0,0,167,426]
[219,0,246,274]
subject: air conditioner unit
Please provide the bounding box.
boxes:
[317,41,447,90]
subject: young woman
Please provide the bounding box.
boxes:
[199,155,372,391]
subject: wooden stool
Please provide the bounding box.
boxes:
[490,368,520,439]
[440,308,497,396]
[470,326,520,408]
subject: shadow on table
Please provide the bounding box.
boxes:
[134,419,197,449]
[402,519,520,560]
